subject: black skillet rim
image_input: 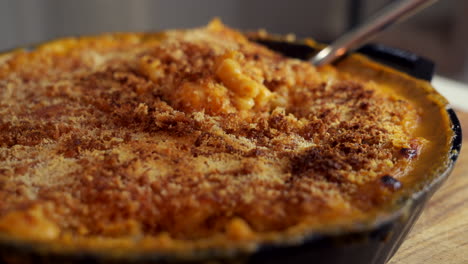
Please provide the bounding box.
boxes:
[0,42,462,264]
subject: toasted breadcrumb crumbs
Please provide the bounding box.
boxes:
[0,21,428,250]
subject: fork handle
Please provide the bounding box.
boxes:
[311,0,438,66]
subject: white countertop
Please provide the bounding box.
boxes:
[432,75,468,112]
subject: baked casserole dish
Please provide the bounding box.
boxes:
[0,20,460,263]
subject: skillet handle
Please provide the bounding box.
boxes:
[357,44,435,81]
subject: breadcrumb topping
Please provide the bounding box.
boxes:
[0,21,430,250]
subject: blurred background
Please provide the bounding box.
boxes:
[0,0,467,83]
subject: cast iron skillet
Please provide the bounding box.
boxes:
[0,43,462,264]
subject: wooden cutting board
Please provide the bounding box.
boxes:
[389,111,468,264]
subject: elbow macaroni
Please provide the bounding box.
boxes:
[138,47,273,114]
[216,51,272,111]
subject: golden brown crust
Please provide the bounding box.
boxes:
[0,21,450,252]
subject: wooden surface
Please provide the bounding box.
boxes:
[389,111,468,264]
